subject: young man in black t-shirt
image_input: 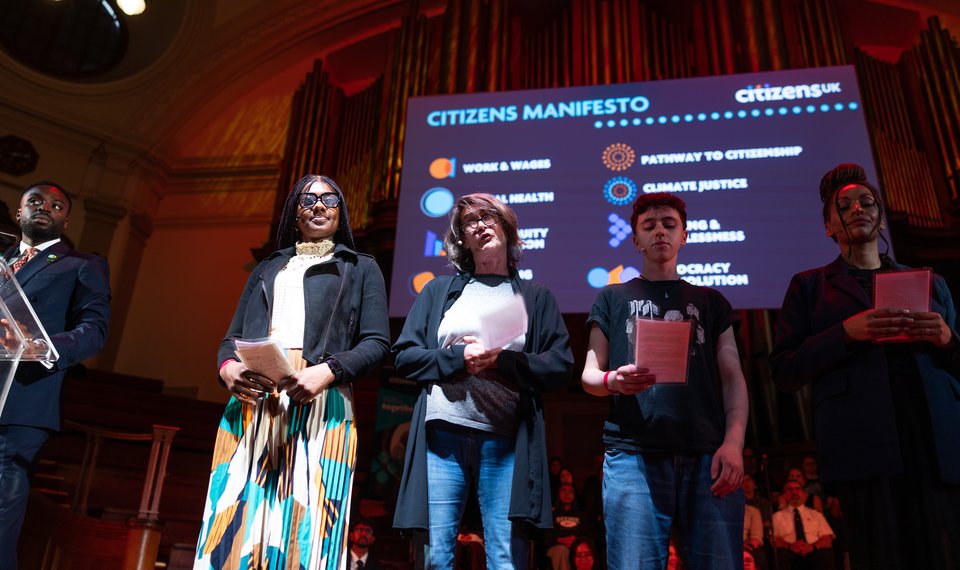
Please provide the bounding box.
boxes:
[581,192,748,569]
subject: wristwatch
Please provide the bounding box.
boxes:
[324,356,344,384]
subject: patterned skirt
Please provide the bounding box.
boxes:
[194,350,357,569]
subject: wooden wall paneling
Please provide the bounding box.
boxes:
[820,0,846,66]
[740,0,766,72]
[761,0,788,71]
[715,0,737,76]
[695,1,718,76]
[461,0,483,93]
[522,28,533,89]
[300,65,324,177]
[916,18,960,203]
[599,0,613,84]
[856,49,945,229]
[440,0,462,94]
[797,1,827,67]
[570,2,584,86]
[650,10,662,79]
[320,87,346,177]
[276,84,305,216]
[507,14,523,91]
[627,0,644,82]
[484,0,505,92]
[618,0,630,82]
[561,6,572,87]
[794,0,813,68]
[552,17,562,88]
[587,0,599,86]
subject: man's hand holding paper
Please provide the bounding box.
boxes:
[605,364,656,395]
[633,317,692,384]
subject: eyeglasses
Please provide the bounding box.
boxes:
[298,192,340,209]
[835,195,877,212]
[461,212,500,232]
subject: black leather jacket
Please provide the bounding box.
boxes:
[217,243,390,384]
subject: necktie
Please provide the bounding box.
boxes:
[11,247,38,273]
[357,561,365,570]
[793,507,807,542]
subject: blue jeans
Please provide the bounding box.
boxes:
[425,422,528,570]
[603,450,744,570]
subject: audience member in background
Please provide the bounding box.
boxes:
[456,524,486,570]
[544,483,593,570]
[666,541,682,570]
[549,456,564,501]
[743,473,773,529]
[801,455,843,523]
[772,481,836,570]
[579,453,604,523]
[557,467,575,503]
[744,503,764,552]
[778,468,824,512]
[801,456,823,499]
[392,193,574,569]
[743,447,759,479]
[771,163,960,569]
[744,503,768,570]
[348,519,385,570]
[568,537,599,570]
[743,549,758,570]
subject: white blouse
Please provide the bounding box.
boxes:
[269,252,334,349]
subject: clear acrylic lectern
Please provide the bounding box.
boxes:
[0,258,59,416]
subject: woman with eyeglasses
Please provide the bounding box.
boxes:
[770,163,960,569]
[392,193,573,569]
[195,174,390,569]
[569,537,599,570]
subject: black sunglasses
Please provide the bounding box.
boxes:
[298,192,340,209]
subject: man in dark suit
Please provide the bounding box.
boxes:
[348,518,385,570]
[0,181,111,568]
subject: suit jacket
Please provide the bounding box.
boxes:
[0,241,111,430]
[770,256,960,483]
[348,551,385,570]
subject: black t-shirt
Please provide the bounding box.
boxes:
[586,277,735,453]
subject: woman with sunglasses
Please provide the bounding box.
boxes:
[770,163,960,569]
[392,193,573,569]
[195,175,390,569]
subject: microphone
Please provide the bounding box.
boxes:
[0,232,19,250]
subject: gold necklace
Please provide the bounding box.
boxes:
[295,239,335,257]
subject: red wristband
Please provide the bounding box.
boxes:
[603,370,613,392]
[219,358,237,373]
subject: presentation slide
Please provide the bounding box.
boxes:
[388,65,884,316]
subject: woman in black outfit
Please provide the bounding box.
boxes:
[770,163,960,569]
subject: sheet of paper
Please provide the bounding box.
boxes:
[634,318,691,384]
[479,294,528,349]
[874,268,931,343]
[234,338,296,383]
